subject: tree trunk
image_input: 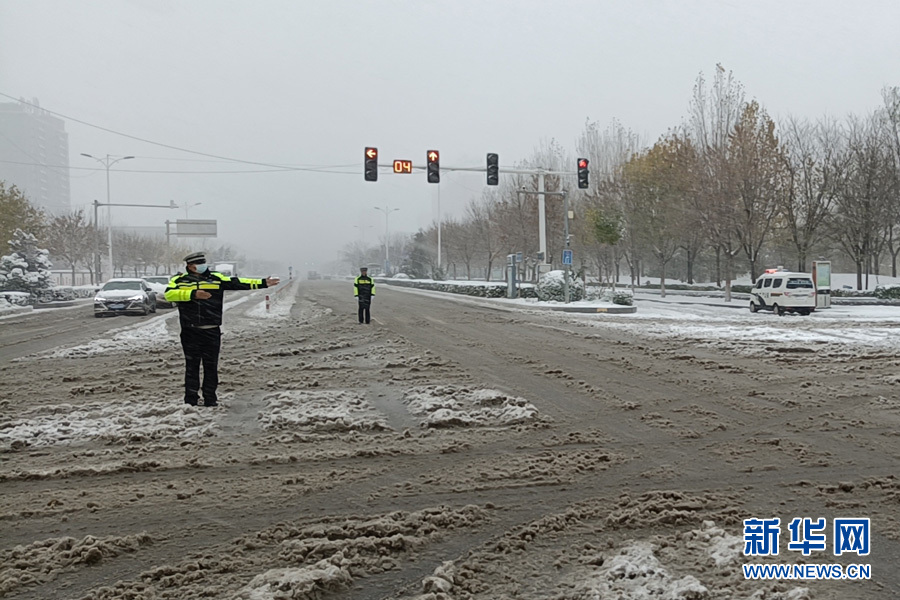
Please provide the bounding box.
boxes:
[715,247,722,287]
[659,258,667,298]
[686,249,694,285]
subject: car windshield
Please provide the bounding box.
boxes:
[786,278,814,289]
[145,277,169,284]
[102,281,142,291]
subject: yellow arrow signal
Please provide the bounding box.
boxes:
[366,147,378,159]
[428,150,439,162]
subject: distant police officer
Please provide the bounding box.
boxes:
[165,252,280,406]
[354,266,375,324]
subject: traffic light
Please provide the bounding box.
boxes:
[364,147,378,182]
[486,153,499,186]
[577,157,589,189]
[426,150,440,183]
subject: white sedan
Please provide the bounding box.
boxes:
[94,278,157,317]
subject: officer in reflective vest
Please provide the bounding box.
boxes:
[165,251,280,406]
[354,266,375,324]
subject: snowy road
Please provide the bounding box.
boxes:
[1,281,899,599]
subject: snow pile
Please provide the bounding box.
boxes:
[579,300,900,353]
[236,558,351,600]
[576,541,708,599]
[237,505,489,599]
[0,532,153,596]
[258,390,391,433]
[403,385,543,428]
[694,521,744,567]
[0,400,217,451]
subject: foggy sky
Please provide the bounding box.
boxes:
[2,0,899,275]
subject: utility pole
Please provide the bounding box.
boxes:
[373,205,399,275]
[92,200,101,283]
[82,153,134,278]
[517,188,571,302]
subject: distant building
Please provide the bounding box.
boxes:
[0,99,71,215]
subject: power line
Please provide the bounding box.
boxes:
[0,159,359,176]
[0,91,348,172]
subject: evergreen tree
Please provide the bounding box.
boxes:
[0,229,54,293]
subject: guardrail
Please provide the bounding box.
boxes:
[265,280,293,312]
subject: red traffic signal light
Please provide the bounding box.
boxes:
[364,147,378,182]
[577,157,589,189]
[427,150,440,184]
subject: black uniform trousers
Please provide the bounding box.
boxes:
[180,326,222,403]
[358,298,371,324]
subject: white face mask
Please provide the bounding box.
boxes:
[194,263,209,274]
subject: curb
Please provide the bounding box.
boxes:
[534,304,637,314]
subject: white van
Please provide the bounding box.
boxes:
[750,269,816,316]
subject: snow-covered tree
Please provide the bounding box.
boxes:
[0,229,53,294]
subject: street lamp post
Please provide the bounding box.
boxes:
[373,206,399,275]
[82,153,134,278]
[182,201,202,218]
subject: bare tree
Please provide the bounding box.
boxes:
[780,116,846,271]
[879,87,900,275]
[727,101,788,282]
[687,64,745,300]
[832,114,896,289]
[467,193,506,281]
[44,210,96,284]
[576,119,644,283]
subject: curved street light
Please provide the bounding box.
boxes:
[182,201,202,218]
[81,153,134,279]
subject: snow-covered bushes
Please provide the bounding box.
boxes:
[874,284,900,300]
[535,270,584,302]
[35,287,76,303]
[608,288,634,305]
[584,285,633,305]
[0,291,32,307]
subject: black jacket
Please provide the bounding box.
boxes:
[165,270,268,328]
[354,275,375,301]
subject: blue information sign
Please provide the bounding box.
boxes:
[562,249,573,265]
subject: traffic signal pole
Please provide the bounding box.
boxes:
[363,147,585,281]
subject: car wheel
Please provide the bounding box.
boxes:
[142,303,149,315]
[94,313,103,318]
[749,301,758,313]
[774,303,784,316]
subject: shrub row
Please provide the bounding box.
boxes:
[380,277,633,305]
[380,278,537,299]
[1,286,97,306]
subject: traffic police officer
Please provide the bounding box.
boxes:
[165,252,280,406]
[354,266,375,324]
